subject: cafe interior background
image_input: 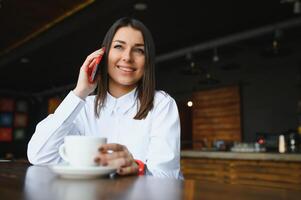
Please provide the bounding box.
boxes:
[0,0,301,189]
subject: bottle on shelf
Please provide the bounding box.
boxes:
[288,130,298,153]
[278,134,286,153]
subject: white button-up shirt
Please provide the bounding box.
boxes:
[27,89,182,179]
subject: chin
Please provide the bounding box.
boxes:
[119,81,138,87]
[114,79,138,87]
[116,76,140,84]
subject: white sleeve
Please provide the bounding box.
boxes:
[146,94,183,179]
[27,91,86,165]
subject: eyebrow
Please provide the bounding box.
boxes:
[113,40,144,47]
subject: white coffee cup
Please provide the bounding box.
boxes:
[59,136,107,167]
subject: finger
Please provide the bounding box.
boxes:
[94,156,101,164]
[99,47,105,54]
[107,157,133,168]
[102,150,127,160]
[99,143,126,152]
[82,55,99,72]
[88,58,97,70]
[81,57,93,72]
[117,164,139,175]
[98,151,129,165]
[90,48,105,58]
[81,48,105,71]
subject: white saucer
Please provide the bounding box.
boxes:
[50,164,117,179]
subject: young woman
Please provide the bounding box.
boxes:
[27,17,182,179]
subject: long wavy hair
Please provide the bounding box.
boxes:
[94,17,156,120]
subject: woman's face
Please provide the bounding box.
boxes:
[107,26,145,94]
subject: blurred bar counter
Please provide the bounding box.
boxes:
[180,150,301,190]
[181,150,301,161]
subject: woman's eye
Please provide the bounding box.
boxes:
[135,48,145,54]
[113,45,122,49]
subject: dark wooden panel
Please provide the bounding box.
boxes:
[181,158,301,190]
[192,85,241,149]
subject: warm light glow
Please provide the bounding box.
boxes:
[187,101,193,107]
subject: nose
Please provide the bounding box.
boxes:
[121,48,132,62]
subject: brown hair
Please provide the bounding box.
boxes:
[94,17,156,119]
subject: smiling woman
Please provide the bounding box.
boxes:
[27,17,182,179]
[107,27,146,98]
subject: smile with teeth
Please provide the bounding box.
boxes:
[117,65,136,72]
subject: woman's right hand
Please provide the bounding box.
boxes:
[73,48,105,99]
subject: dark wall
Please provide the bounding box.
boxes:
[239,53,299,142]
[157,42,301,142]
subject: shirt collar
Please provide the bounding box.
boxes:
[105,88,138,115]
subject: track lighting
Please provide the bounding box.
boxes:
[212,48,219,62]
[294,0,301,14]
[134,1,148,11]
[280,0,301,14]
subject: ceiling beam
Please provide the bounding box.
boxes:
[156,17,301,63]
[0,0,129,69]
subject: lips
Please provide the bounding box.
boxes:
[117,65,136,73]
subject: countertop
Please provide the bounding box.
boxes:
[181,150,301,162]
[1,161,301,200]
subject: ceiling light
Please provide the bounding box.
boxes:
[272,40,279,54]
[20,57,29,64]
[212,48,219,62]
[294,0,301,14]
[272,29,282,54]
[134,2,147,11]
[280,0,300,14]
[187,101,193,107]
[181,53,202,75]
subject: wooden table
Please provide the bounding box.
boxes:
[0,161,300,200]
[181,151,301,190]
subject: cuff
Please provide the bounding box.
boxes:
[134,159,145,176]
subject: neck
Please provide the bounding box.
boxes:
[108,80,137,98]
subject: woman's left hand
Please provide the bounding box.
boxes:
[95,143,139,175]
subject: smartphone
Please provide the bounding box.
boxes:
[88,48,105,83]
